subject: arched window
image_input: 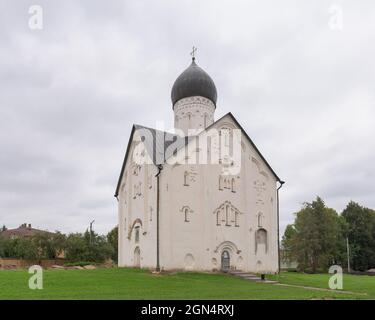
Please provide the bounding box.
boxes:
[181,206,192,222]
[184,208,190,222]
[231,178,236,192]
[235,212,239,227]
[204,113,208,128]
[224,130,230,147]
[257,213,263,228]
[184,171,189,186]
[135,226,140,243]
[256,229,268,254]
[187,113,192,128]
[225,205,230,226]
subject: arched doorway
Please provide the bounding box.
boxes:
[221,250,230,272]
[134,247,140,268]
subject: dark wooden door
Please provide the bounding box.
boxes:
[221,250,230,272]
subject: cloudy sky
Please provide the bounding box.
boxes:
[1,0,374,235]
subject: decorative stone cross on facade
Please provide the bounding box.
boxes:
[191,46,197,60]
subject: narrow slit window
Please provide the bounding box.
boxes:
[231,178,236,192]
[184,171,189,186]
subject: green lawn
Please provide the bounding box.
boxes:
[267,272,375,299]
[0,268,373,300]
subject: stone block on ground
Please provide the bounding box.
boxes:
[83,265,96,270]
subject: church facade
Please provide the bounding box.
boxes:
[115,56,283,274]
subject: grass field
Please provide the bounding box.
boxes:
[267,272,375,298]
[0,268,373,300]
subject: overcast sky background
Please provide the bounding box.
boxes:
[1,0,374,235]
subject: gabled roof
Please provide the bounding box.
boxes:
[0,225,54,238]
[206,112,282,182]
[114,125,191,197]
[114,113,282,197]
[133,124,192,165]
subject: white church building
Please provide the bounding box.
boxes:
[115,55,284,274]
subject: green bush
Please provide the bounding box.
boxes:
[64,230,114,263]
[0,228,114,263]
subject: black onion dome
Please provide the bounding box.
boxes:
[171,59,217,107]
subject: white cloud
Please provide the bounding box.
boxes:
[0,0,374,236]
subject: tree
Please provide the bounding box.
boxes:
[0,228,114,263]
[0,235,9,257]
[13,237,39,259]
[33,232,66,259]
[284,197,345,272]
[342,201,375,271]
[64,233,87,261]
[107,226,118,262]
[281,224,297,263]
[65,230,114,263]
[0,236,39,259]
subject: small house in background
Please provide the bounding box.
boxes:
[0,223,53,239]
[0,223,65,259]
